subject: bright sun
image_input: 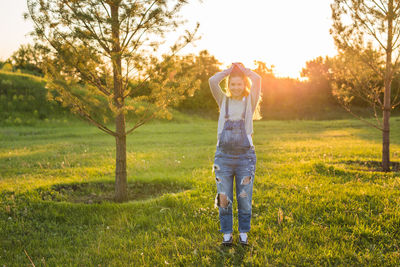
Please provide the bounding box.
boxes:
[0,0,338,79]
[179,0,337,79]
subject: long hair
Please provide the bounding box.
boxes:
[225,65,262,120]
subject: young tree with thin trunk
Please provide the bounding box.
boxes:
[26,0,200,202]
[331,0,400,171]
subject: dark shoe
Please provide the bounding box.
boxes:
[239,233,248,245]
[222,234,233,246]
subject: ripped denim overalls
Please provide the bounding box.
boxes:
[213,96,257,234]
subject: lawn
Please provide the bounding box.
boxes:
[1,116,400,266]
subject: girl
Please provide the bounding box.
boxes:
[209,62,261,246]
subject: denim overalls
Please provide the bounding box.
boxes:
[213,96,257,234]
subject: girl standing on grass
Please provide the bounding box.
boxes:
[209,62,261,246]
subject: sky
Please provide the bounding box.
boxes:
[0,0,338,79]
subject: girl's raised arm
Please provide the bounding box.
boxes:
[235,63,261,113]
[208,66,233,108]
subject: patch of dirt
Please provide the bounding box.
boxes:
[35,180,191,204]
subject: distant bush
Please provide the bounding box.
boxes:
[0,71,71,125]
[1,63,13,72]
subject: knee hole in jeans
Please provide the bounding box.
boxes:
[241,176,252,185]
[216,193,230,208]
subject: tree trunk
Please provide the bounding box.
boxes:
[382,0,393,172]
[382,110,390,171]
[111,3,128,201]
[115,114,128,202]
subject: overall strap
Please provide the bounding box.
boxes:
[225,96,229,119]
[241,96,248,119]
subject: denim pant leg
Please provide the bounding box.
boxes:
[235,151,256,233]
[213,152,235,234]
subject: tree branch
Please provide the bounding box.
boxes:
[123,25,198,99]
[391,81,400,105]
[74,104,117,136]
[58,86,116,136]
[379,0,388,12]
[100,0,111,18]
[126,79,171,136]
[126,112,155,135]
[121,0,158,50]
[344,1,387,51]
[64,2,111,54]
[48,27,112,97]
[372,94,383,128]
[93,6,110,51]
[337,99,383,130]
[371,0,387,14]
[358,52,385,79]
[346,64,382,106]
[392,98,400,107]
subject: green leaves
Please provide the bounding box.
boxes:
[26,0,200,135]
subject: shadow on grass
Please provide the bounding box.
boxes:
[340,160,400,172]
[0,179,197,265]
[310,162,399,184]
[34,180,192,204]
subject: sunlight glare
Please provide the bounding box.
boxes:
[179,0,337,78]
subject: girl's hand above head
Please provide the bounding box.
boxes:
[232,62,245,68]
[232,62,251,75]
[218,65,235,77]
[233,62,247,71]
[224,64,234,73]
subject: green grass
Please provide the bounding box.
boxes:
[0,70,77,127]
[1,115,400,266]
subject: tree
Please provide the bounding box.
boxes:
[328,48,387,114]
[331,0,400,171]
[177,50,221,115]
[7,43,50,76]
[26,0,200,202]
[301,56,336,107]
[1,62,13,72]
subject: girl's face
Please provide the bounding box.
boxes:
[229,76,245,98]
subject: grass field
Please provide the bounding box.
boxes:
[1,115,400,266]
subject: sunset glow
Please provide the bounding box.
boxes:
[0,0,338,78]
[179,0,338,78]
